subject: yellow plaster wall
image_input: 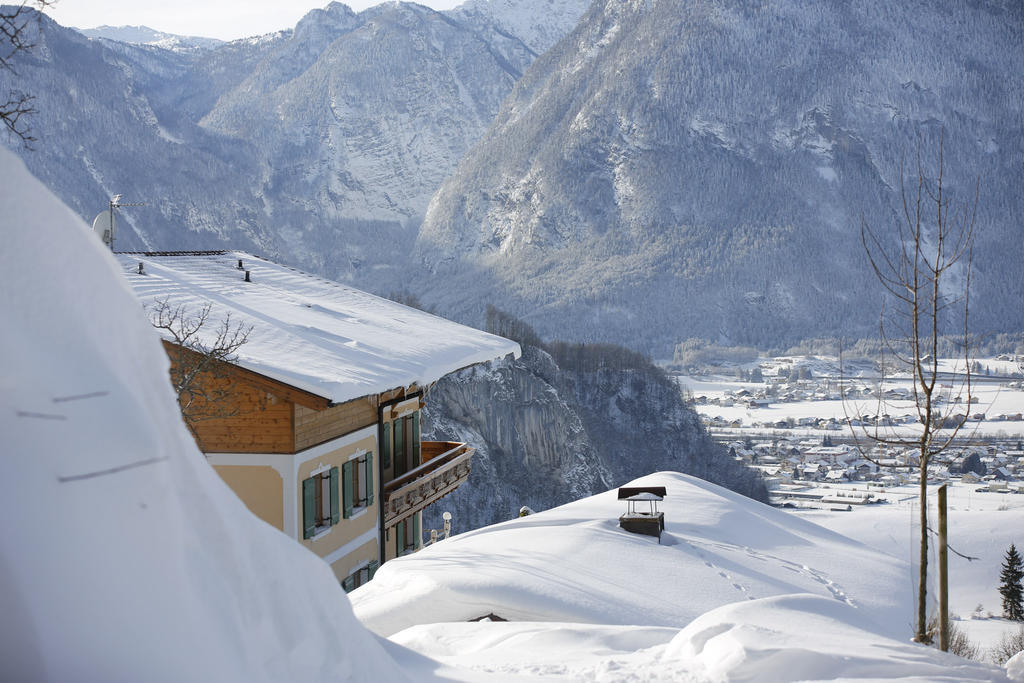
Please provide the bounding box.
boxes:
[213,465,284,530]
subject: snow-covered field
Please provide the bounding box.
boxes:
[4,147,1023,681]
[794,479,1024,655]
[679,371,1024,439]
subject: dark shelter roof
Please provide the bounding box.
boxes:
[617,486,667,500]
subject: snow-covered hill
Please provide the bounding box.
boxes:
[354,471,1017,680]
[354,472,907,636]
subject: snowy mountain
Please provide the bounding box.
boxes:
[415,0,1024,353]
[449,0,592,56]
[77,24,224,51]
[0,1,584,284]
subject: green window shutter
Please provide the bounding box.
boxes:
[412,411,421,467]
[396,520,405,557]
[368,560,380,580]
[381,421,391,469]
[302,478,316,539]
[394,418,405,476]
[413,513,421,550]
[342,575,355,593]
[341,462,353,519]
[330,466,341,524]
[365,452,374,506]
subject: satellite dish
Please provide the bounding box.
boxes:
[92,209,115,247]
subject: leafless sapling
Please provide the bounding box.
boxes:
[842,132,978,644]
[149,298,255,438]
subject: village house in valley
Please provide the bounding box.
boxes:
[116,251,520,590]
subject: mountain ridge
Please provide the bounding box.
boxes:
[0,1,590,284]
[414,0,1024,353]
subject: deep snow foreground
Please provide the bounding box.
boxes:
[0,147,414,681]
[394,595,1007,681]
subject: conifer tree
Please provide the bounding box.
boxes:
[1000,544,1024,621]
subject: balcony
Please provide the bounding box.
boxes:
[383,441,474,525]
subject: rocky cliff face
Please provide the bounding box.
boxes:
[422,343,766,533]
[415,0,1024,353]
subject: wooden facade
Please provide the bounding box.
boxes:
[295,400,376,452]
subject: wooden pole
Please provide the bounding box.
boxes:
[938,483,949,651]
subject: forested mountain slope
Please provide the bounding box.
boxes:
[415,0,1024,354]
[0,1,588,283]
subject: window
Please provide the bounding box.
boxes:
[391,411,421,477]
[302,467,339,539]
[342,451,374,518]
[341,560,380,592]
[301,451,374,539]
[394,513,421,557]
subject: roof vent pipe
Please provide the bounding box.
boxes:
[244,270,251,282]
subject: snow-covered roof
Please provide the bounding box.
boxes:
[624,492,662,501]
[115,251,520,403]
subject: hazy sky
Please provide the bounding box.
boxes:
[43,1,465,41]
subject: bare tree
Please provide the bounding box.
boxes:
[843,132,978,643]
[149,298,255,437]
[1,1,54,145]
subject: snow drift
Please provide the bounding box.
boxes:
[0,147,408,681]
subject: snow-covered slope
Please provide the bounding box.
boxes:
[394,595,1008,681]
[0,147,405,680]
[353,472,908,637]
[799,482,1024,653]
[354,471,1014,680]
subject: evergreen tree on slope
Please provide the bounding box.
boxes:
[1000,544,1024,621]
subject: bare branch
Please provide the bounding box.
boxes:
[1,1,55,146]
[148,298,256,436]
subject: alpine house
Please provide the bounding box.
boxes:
[116,250,520,590]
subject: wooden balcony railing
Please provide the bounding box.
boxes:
[383,441,474,525]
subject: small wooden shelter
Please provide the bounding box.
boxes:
[617,486,666,540]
